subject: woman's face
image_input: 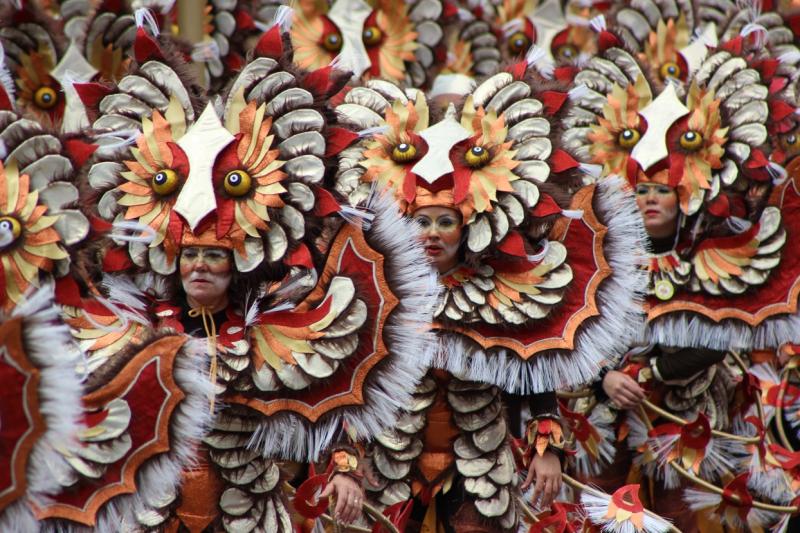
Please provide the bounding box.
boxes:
[179,246,232,310]
[412,206,462,274]
[635,183,679,240]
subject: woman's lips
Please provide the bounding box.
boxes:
[425,245,442,256]
[644,209,660,217]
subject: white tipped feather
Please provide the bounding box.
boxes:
[134,7,160,36]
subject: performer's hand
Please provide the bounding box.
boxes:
[521,450,562,509]
[602,370,645,410]
[319,474,364,524]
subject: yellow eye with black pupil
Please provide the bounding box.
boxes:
[785,134,800,148]
[680,131,703,151]
[391,143,417,163]
[34,86,58,109]
[617,129,640,149]
[660,62,681,80]
[507,31,530,54]
[362,26,382,46]
[0,216,22,249]
[224,170,252,196]
[556,45,577,61]
[465,146,491,167]
[322,32,342,52]
[151,169,180,195]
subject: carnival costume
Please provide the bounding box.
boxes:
[553,2,800,530]
[331,47,649,529]
[0,10,442,531]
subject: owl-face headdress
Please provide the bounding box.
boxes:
[74,18,439,464]
[335,59,649,393]
[562,23,800,352]
[257,0,447,87]
[474,0,606,82]
[0,1,102,132]
[0,104,90,310]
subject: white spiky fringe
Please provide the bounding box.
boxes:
[117,338,213,532]
[582,488,673,532]
[747,461,794,505]
[626,412,680,487]
[571,403,617,477]
[747,363,780,424]
[247,192,441,461]
[684,488,782,530]
[433,176,648,393]
[0,284,85,531]
[39,337,213,533]
[647,431,747,490]
[134,7,160,36]
[647,308,800,352]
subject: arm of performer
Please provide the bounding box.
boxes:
[319,446,366,524]
[594,347,727,410]
[521,391,564,508]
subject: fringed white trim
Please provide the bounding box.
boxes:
[647,431,746,490]
[747,363,779,425]
[579,163,602,177]
[0,284,84,532]
[582,488,673,533]
[113,338,213,533]
[433,177,648,392]
[247,193,440,461]
[627,412,681,487]
[647,309,800,352]
[571,403,617,477]
[684,487,782,530]
[747,463,794,505]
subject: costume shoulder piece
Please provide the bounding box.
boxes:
[79,20,438,460]
[334,59,648,393]
[0,288,83,531]
[563,15,800,351]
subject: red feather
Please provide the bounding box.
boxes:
[255,26,283,58]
